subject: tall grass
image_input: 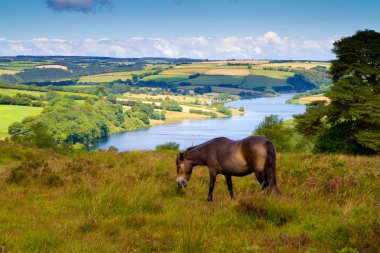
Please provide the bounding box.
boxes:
[0,141,379,252]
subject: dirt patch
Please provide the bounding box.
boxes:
[35,65,68,71]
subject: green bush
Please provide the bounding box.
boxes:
[254,115,310,152]
[156,142,180,151]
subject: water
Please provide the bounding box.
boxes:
[94,93,305,151]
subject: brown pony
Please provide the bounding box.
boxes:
[176,136,278,201]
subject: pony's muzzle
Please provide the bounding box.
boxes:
[176,179,187,188]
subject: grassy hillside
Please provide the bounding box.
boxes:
[0,141,378,252]
[0,105,43,135]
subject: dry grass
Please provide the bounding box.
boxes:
[79,71,146,83]
[162,68,208,75]
[35,65,68,70]
[259,61,331,70]
[204,68,250,76]
[298,95,330,104]
[0,142,378,252]
[0,69,19,75]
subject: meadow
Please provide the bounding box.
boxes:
[0,88,45,97]
[0,87,97,99]
[178,75,246,86]
[141,74,189,83]
[0,61,44,71]
[0,142,378,252]
[0,105,43,134]
[78,71,147,83]
[259,61,331,70]
[0,69,19,75]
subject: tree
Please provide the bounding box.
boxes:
[295,30,380,154]
[253,115,309,152]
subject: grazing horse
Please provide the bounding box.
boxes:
[175,136,278,201]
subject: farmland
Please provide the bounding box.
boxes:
[0,105,43,135]
[259,61,331,70]
[78,71,147,83]
[0,87,97,99]
[141,74,189,83]
[0,142,378,252]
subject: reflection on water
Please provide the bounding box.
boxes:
[94,93,305,151]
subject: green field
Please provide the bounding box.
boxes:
[78,71,147,83]
[0,105,43,134]
[0,143,378,252]
[141,74,189,83]
[0,61,44,71]
[0,88,96,99]
[177,75,246,86]
[0,88,45,97]
[0,69,19,75]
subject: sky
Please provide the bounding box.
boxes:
[0,0,379,60]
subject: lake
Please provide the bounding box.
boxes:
[94,93,305,151]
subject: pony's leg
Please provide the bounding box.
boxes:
[254,171,269,190]
[207,170,217,201]
[224,175,235,200]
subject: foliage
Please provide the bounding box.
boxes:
[160,98,183,112]
[155,142,180,151]
[0,93,44,107]
[215,105,232,116]
[189,109,217,118]
[254,115,310,152]
[8,98,146,147]
[295,30,380,154]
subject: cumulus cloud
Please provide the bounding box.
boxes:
[46,0,113,13]
[0,32,336,60]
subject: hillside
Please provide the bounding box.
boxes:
[0,141,378,252]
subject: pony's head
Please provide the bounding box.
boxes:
[176,151,193,188]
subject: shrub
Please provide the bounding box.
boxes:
[156,142,180,151]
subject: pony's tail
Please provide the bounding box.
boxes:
[264,140,279,193]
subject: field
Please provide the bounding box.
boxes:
[178,75,246,86]
[162,68,208,75]
[0,105,43,134]
[259,61,331,70]
[0,142,378,252]
[0,69,19,75]
[78,71,147,83]
[141,74,189,83]
[0,88,97,99]
[287,94,330,105]
[204,69,250,76]
[0,61,44,71]
[0,88,45,97]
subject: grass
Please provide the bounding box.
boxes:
[287,94,330,105]
[0,142,379,252]
[141,74,189,83]
[177,75,246,86]
[162,68,209,75]
[0,88,45,97]
[0,61,44,71]
[241,70,295,89]
[78,71,146,83]
[0,88,96,99]
[0,105,43,134]
[0,69,19,75]
[259,61,331,70]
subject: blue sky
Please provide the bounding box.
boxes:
[0,0,379,59]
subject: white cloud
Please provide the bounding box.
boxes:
[0,32,336,60]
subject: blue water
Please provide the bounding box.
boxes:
[94,93,305,151]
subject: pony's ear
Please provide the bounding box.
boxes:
[178,152,184,161]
